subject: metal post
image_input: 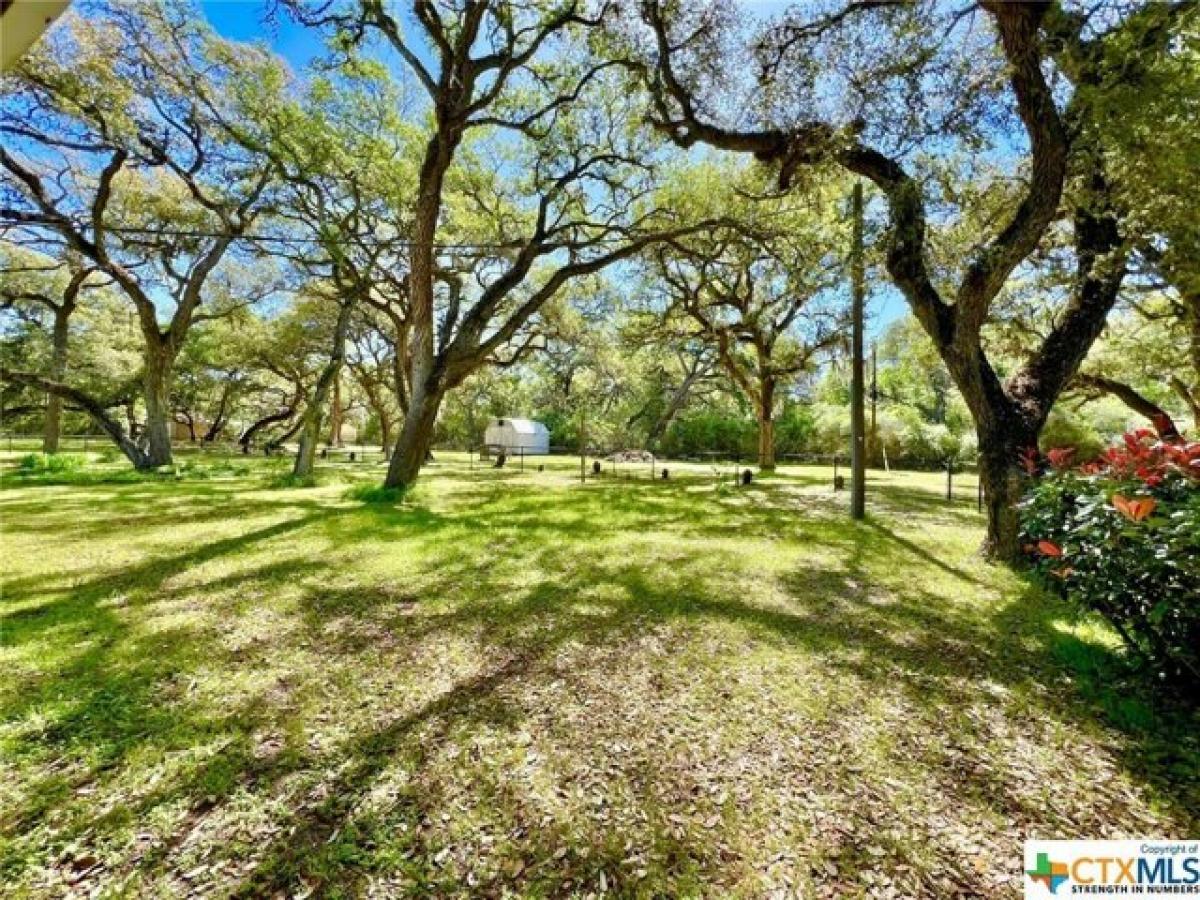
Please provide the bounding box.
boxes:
[579,408,586,484]
[946,461,953,501]
[833,453,839,488]
[850,180,866,520]
[870,341,878,466]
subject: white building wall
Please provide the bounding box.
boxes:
[484,418,550,454]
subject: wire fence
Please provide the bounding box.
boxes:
[0,432,394,464]
[447,441,986,512]
[2,432,985,512]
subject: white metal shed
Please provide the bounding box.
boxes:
[484,417,550,454]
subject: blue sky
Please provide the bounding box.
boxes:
[200,1,325,71]
[197,0,909,338]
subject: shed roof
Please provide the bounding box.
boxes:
[491,418,545,433]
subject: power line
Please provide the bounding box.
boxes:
[0,221,637,254]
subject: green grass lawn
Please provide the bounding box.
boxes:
[1,451,1196,898]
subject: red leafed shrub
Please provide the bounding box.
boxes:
[1020,430,1200,688]
[1046,447,1076,471]
[1084,428,1200,486]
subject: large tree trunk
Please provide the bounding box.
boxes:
[42,304,71,454]
[946,343,1045,564]
[141,347,174,468]
[757,377,776,471]
[293,415,322,477]
[378,118,460,491]
[326,376,343,447]
[976,422,1037,563]
[293,302,353,477]
[384,381,443,489]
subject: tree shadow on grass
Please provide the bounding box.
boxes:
[863,519,990,587]
[1,500,338,620]
[233,570,744,898]
[227,530,1199,895]
[0,504,346,830]
[3,471,1197,896]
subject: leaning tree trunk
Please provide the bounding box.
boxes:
[141,348,175,469]
[240,408,292,449]
[271,415,306,451]
[204,381,234,442]
[757,378,776,471]
[293,373,337,478]
[293,302,353,478]
[384,381,444,490]
[1,367,150,468]
[42,305,71,454]
[240,385,302,451]
[645,365,706,453]
[327,376,343,447]
[1076,374,1181,438]
[293,415,322,477]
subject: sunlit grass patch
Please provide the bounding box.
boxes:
[0,451,1195,897]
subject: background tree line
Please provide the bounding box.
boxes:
[2,0,1196,561]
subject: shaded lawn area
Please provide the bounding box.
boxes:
[0,454,1196,898]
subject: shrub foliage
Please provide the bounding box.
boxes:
[1020,429,1200,687]
[15,452,86,474]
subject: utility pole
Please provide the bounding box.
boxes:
[579,406,586,484]
[850,181,866,520]
[870,341,878,466]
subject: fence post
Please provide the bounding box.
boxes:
[833,453,839,489]
[946,461,953,501]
